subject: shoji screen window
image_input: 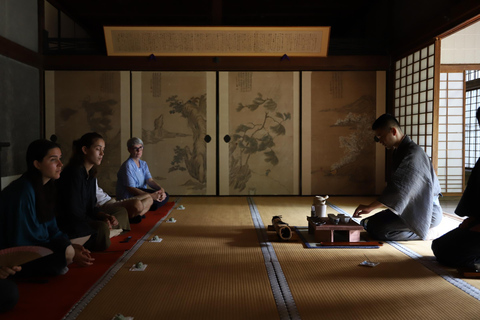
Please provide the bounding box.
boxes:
[439,72,464,194]
[394,44,435,158]
[465,70,480,169]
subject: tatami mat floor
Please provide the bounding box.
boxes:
[67,196,479,320]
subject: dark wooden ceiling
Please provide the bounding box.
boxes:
[46,0,480,56]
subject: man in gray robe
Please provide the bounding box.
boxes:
[353,114,443,241]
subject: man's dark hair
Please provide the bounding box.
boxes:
[372,113,401,131]
[476,107,480,125]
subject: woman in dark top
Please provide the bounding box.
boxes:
[0,139,94,311]
[56,132,129,251]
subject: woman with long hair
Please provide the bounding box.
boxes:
[56,132,129,251]
[0,139,94,275]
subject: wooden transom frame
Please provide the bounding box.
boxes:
[104,26,330,57]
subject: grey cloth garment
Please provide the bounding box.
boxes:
[378,136,442,240]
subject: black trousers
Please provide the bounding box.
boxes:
[432,227,480,270]
[0,279,19,313]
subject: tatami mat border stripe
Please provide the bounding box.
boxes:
[328,201,480,301]
[63,199,179,320]
[388,240,480,301]
[247,197,301,320]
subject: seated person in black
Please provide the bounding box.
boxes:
[56,133,129,251]
[0,139,94,314]
[432,107,480,270]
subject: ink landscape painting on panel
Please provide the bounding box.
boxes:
[310,71,376,195]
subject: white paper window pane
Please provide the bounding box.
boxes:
[406,95,412,104]
[438,168,447,176]
[414,51,420,61]
[448,141,463,149]
[418,135,425,145]
[413,72,420,84]
[427,124,433,135]
[439,124,447,133]
[449,158,464,166]
[438,150,446,158]
[412,104,419,113]
[408,54,413,64]
[414,62,420,72]
[449,82,464,89]
[421,69,427,80]
[448,149,463,158]
[428,56,435,67]
[426,135,432,145]
[412,126,418,135]
[428,78,434,89]
[407,75,412,85]
[395,98,400,107]
[440,73,447,80]
[401,77,406,87]
[419,126,426,134]
[439,91,447,99]
[448,73,463,81]
[448,107,463,116]
[407,64,412,74]
[428,67,434,78]
[396,60,401,69]
[449,115,463,124]
[402,57,407,67]
[448,90,463,98]
[440,82,447,89]
[427,113,433,123]
[427,101,433,112]
[428,90,433,101]
[420,80,427,91]
[402,67,406,77]
[404,126,411,135]
[421,58,427,69]
[448,133,463,141]
[439,133,447,141]
[420,113,426,124]
[426,147,432,157]
[420,92,426,102]
[413,94,419,103]
[447,168,463,176]
[438,159,447,167]
[407,86,412,95]
[450,124,463,132]
[439,116,447,124]
[448,98,463,107]
[413,83,419,93]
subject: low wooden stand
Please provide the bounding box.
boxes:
[307,216,364,243]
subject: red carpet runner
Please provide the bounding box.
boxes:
[1,202,174,320]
